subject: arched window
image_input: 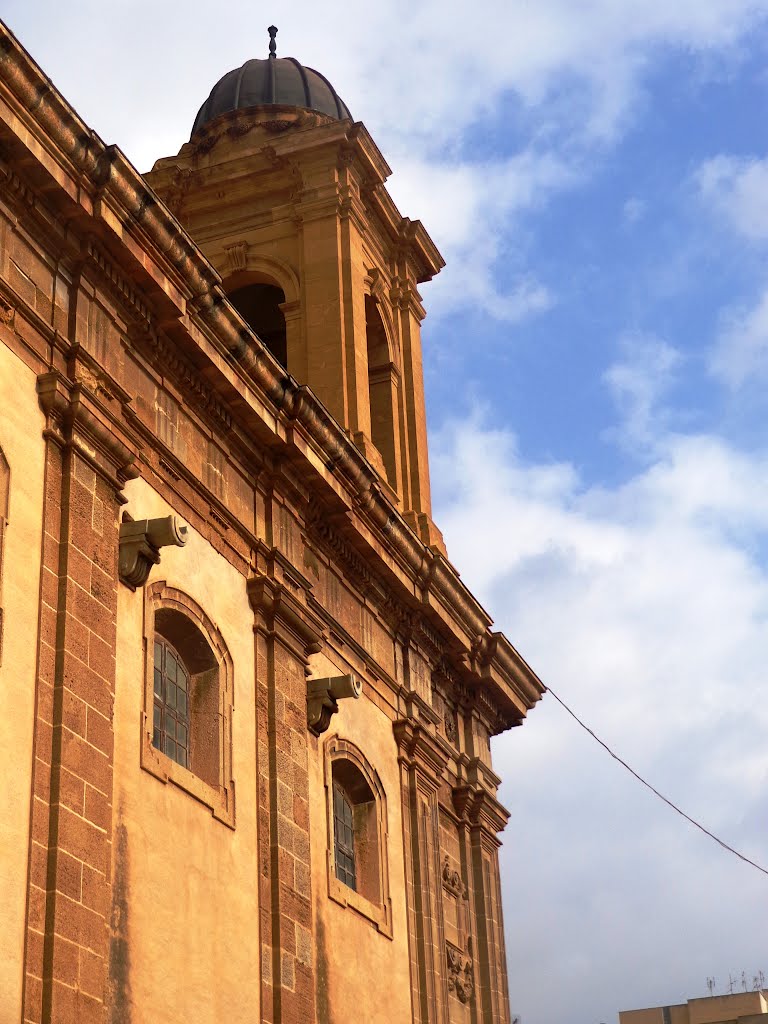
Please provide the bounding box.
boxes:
[142,583,235,826]
[325,736,392,935]
[0,446,8,665]
[228,283,287,367]
[365,296,399,490]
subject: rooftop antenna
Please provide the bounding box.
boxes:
[706,978,716,996]
[268,25,278,59]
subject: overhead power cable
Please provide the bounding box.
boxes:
[545,684,768,879]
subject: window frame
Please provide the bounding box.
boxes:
[141,581,235,828]
[324,735,392,937]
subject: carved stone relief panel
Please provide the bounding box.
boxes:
[439,814,475,1013]
[446,941,475,1005]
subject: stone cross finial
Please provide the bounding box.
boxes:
[268,25,277,58]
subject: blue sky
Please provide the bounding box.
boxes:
[6,3,768,1021]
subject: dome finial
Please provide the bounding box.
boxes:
[268,25,278,59]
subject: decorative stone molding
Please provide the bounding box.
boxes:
[446,940,475,1003]
[224,241,248,274]
[118,515,188,590]
[85,237,152,324]
[306,673,361,737]
[247,572,325,663]
[0,296,15,327]
[452,784,510,850]
[393,718,449,790]
[127,322,233,433]
[36,372,140,492]
[442,856,467,900]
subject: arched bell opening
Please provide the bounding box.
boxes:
[228,282,287,367]
[365,295,400,492]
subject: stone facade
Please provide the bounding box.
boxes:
[0,21,544,1024]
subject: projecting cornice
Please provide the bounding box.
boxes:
[0,20,543,731]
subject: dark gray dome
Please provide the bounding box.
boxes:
[192,57,352,136]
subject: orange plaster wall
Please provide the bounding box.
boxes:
[307,651,413,1024]
[0,345,45,1024]
[113,476,259,1024]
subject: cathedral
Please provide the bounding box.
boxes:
[0,20,543,1024]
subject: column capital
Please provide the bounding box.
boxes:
[452,784,510,845]
[247,572,325,662]
[393,717,449,790]
[36,371,140,494]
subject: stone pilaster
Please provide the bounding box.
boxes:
[24,373,137,1024]
[394,717,450,1024]
[247,573,324,1024]
[453,777,512,1024]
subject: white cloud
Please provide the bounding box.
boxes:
[697,155,768,242]
[696,157,768,387]
[603,334,683,452]
[431,405,768,1024]
[711,286,768,387]
[386,149,573,320]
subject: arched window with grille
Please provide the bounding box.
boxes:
[142,582,235,827]
[325,736,392,935]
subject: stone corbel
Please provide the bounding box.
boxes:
[118,515,188,590]
[306,674,361,736]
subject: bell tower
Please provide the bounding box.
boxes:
[145,28,446,550]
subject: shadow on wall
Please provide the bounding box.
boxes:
[108,810,131,1023]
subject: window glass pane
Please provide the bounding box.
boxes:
[333,782,357,891]
[154,634,194,773]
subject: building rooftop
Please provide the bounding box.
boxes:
[191,26,351,137]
